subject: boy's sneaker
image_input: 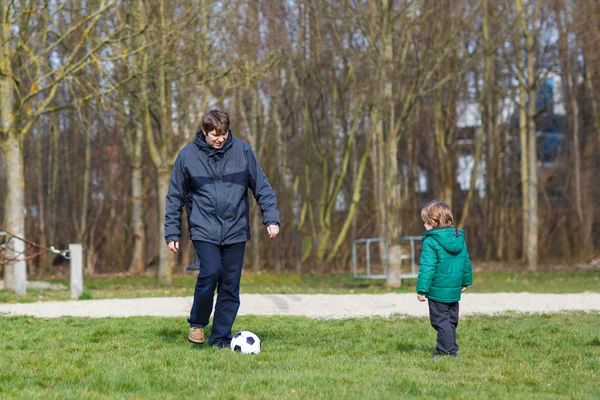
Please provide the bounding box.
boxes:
[188,327,205,344]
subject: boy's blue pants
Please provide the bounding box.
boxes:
[188,241,246,347]
[428,299,459,355]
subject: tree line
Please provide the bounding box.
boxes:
[1,0,599,285]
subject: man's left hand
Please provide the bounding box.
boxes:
[266,225,280,239]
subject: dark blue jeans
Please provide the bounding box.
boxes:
[428,299,459,355]
[188,241,246,347]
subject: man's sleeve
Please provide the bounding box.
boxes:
[247,147,280,226]
[416,238,437,296]
[164,153,189,243]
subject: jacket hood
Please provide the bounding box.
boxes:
[194,129,234,155]
[423,227,465,254]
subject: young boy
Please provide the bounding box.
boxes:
[416,200,472,358]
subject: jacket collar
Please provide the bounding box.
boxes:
[195,129,234,156]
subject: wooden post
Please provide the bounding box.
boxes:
[69,244,83,299]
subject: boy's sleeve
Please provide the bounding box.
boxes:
[416,238,437,296]
[164,153,189,243]
[462,248,473,287]
[247,146,280,227]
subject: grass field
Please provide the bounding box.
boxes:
[1,269,600,303]
[1,312,599,399]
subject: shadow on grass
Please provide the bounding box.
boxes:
[159,326,219,349]
[340,283,378,289]
[159,328,187,343]
[394,342,433,355]
[589,337,600,347]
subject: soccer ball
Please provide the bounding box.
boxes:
[230,331,261,354]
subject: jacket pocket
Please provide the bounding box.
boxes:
[188,198,197,229]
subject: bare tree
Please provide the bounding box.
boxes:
[0,0,127,292]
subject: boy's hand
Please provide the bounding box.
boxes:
[461,287,467,292]
[417,294,427,302]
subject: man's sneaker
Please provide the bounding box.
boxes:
[188,327,205,344]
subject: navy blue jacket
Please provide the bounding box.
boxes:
[164,131,280,245]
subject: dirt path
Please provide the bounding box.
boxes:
[1,293,600,319]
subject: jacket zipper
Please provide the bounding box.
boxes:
[210,155,223,245]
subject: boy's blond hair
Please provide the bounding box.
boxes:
[421,200,455,227]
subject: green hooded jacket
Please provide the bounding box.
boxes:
[416,227,473,303]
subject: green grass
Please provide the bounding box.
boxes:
[1,269,599,303]
[1,313,599,399]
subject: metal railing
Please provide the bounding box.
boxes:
[397,236,422,279]
[352,236,422,280]
[352,238,388,279]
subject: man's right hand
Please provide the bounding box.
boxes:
[168,241,179,253]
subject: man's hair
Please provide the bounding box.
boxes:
[421,200,455,227]
[202,109,230,135]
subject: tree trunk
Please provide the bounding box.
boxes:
[2,133,27,294]
[458,125,484,228]
[158,167,173,284]
[433,101,454,209]
[49,121,60,260]
[251,205,261,271]
[568,66,584,236]
[557,1,581,254]
[525,0,539,269]
[526,64,538,271]
[518,85,529,262]
[385,245,404,288]
[78,109,92,273]
[515,0,530,263]
[382,0,400,245]
[584,55,600,154]
[138,0,174,284]
[326,134,372,262]
[86,229,97,275]
[374,116,387,272]
[273,101,285,274]
[155,0,175,282]
[371,115,384,241]
[385,133,401,237]
[496,204,506,260]
[0,6,26,293]
[481,0,501,257]
[507,205,518,260]
[583,57,599,250]
[240,88,264,273]
[128,121,147,274]
[179,218,193,269]
[36,126,49,275]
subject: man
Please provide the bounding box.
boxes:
[165,109,280,348]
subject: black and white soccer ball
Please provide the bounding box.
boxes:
[230,331,261,354]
